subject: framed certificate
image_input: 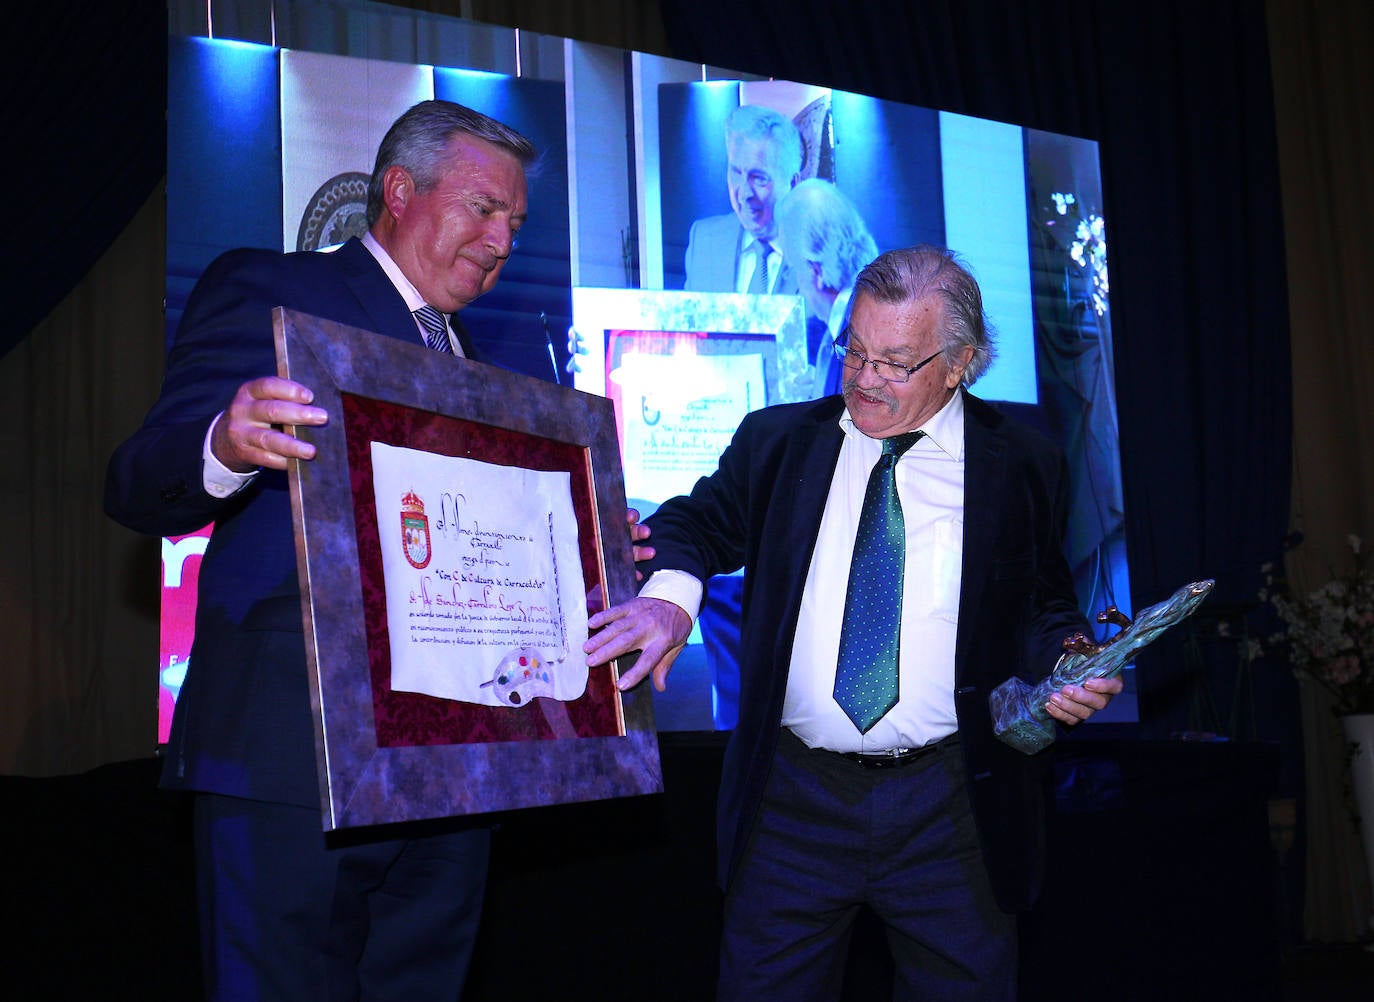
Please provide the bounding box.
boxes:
[273,307,660,830]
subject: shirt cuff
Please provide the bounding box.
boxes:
[202,412,257,498]
[638,568,704,623]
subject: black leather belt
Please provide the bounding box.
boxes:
[829,732,958,769]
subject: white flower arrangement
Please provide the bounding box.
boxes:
[1259,534,1374,715]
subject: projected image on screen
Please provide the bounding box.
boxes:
[163,18,1132,741]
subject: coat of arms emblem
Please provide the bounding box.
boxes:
[400,489,432,569]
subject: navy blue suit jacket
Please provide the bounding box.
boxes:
[106,238,475,808]
[642,391,1088,912]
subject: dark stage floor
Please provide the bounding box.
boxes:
[1281,942,1374,1000]
[4,741,1372,1001]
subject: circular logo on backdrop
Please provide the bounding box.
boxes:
[296,172,371,251]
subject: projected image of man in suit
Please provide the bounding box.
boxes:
[106,100,649,1002]
[678,103,807,729]
[582,244,1122,1001]
[683,103,804,296]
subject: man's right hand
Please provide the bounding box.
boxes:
[210,376,329,472]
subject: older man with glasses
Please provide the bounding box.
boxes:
[583,243,1122,1001]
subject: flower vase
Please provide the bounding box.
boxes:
[1341,712,1374,938]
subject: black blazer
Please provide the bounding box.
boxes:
[106,238,475,808]
[642,391,1088,911]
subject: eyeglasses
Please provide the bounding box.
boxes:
[833,330,943,384]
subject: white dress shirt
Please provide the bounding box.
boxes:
[784,391,965,753]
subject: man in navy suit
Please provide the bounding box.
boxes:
[683,103,803,297]
[585,245,1122,1000]
[106,101,634,1001]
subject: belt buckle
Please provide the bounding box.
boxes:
[858,747,914,769]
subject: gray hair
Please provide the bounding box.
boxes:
[853,245,997,385]
[775,179,878,292]
[366,100,538,227]
[724,103,803,181]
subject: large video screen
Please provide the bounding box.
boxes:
[161,19,1131,738]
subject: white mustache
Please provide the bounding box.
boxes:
[843,377,897,413]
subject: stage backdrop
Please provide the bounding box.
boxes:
[161,19,1133,739]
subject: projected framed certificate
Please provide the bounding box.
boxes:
[273,308,660,831]
[571,288,810,510]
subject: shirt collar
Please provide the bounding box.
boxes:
[839,387,966,461]
[743,233,776,256]
[361,230,430,314]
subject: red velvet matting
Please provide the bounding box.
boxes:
[342,392,623,747]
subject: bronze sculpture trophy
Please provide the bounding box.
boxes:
[990,579,1215,754]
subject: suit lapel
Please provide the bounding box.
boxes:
[331,239,483,361]
[769,402,845,657]
[333,238,424,345]
[449,313,479,359]
[730,224,748,293]
[956,391,1007,679]
[792,411,845,539]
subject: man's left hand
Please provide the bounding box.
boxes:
[1044,675,1124,726]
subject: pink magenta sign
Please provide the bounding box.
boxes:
[158,525,212,743]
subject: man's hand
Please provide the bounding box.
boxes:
[210,376,328,472]
[627,508,654,580]
[586,510,657,613]
[584,596,691,693]
[1044,675,1124,726]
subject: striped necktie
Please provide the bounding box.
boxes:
[832,430,925,732]
[747,240,773,295]
[414,305,452,353]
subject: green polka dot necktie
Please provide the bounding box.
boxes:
[833,430,924,732]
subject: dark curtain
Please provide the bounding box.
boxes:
[10,1,166,348]
[658,0,1294,740]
